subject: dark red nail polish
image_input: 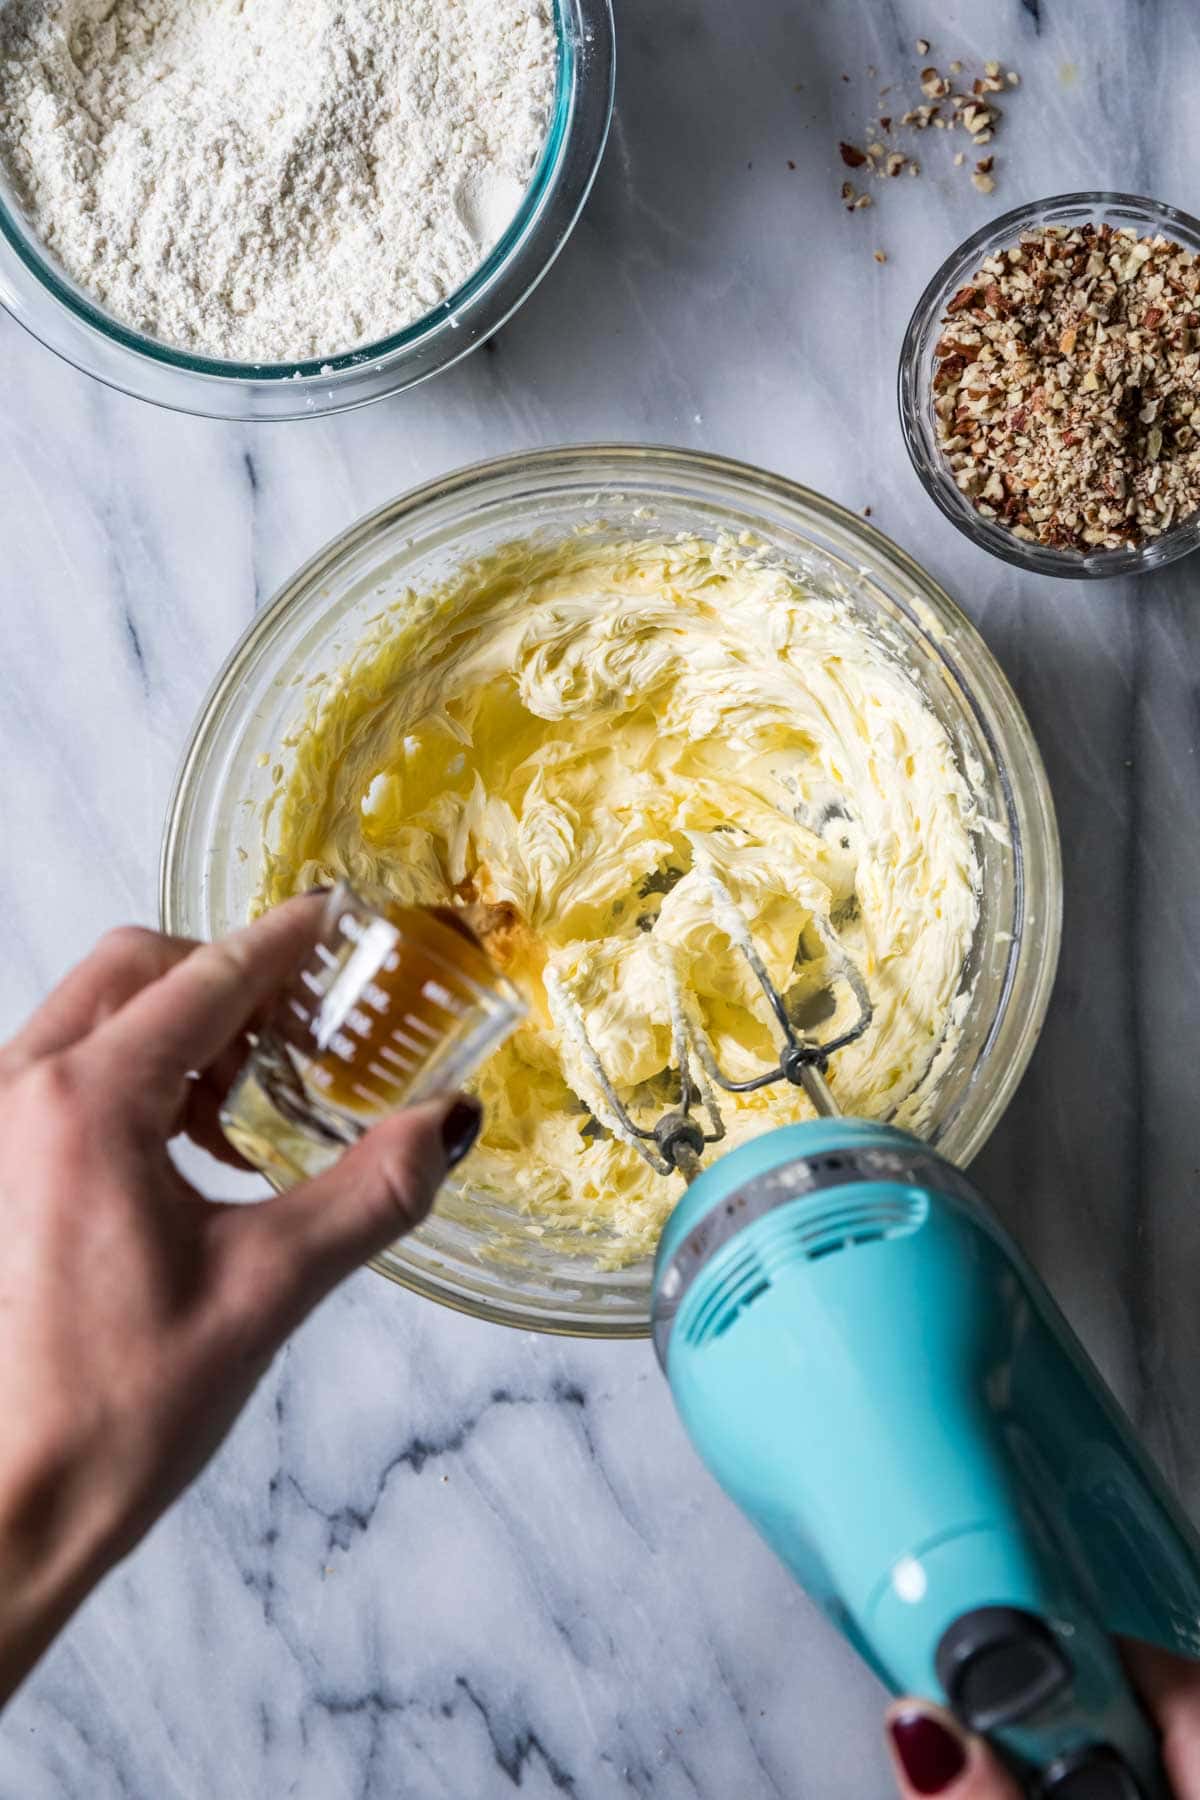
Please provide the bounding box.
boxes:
[889,1711,967,1794]
[441,1096,483,1168]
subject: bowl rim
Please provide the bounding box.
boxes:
[160,442,1064,1337]
[0,0,615,420]
[898,189,1200,580]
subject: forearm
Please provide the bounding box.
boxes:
[0,1565,83,1707]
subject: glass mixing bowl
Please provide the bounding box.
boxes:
[161,446,1062,1336]
[899,192,1200,579]
[0,0,613,422]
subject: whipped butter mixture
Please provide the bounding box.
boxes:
[259,534,981,1262]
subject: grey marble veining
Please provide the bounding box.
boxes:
[3,0,1200,1794]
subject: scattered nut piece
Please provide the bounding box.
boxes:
[836,52,1021,221]
[874,248,887,263]
[853,192,873,209]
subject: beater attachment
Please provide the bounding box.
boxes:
[547,872,874,1182]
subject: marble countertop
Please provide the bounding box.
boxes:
[4,0,1200,1794]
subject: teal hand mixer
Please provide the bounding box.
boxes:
[554,873,1200,1797]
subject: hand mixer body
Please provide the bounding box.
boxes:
[652,1119,1200,1796]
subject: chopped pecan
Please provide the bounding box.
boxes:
[928,220,1200,550]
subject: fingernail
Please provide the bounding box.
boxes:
[440,1095,483,1169]
[888,1710,967,1794]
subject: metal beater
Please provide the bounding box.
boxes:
[546,871,874,1182]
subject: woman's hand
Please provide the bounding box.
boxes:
[886,1639,1200,1796]
[0,898,480,1703]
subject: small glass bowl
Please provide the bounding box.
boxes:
[899,191,1200,579]
[160,446,1062,1339]
[0,0,613,422]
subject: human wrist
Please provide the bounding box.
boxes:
[0,1433,129,1700]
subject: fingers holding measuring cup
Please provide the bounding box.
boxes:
[0,901,483,1704]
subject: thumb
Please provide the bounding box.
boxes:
[886,1703,1022,1799]
[250,1093,482,1324]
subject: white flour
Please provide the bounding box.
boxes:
[0,0,557,361]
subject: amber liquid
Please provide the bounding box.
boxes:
[274,902,500,1115]
[221,897,518,1183]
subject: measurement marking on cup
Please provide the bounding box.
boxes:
[422,979,468,1017]
[314,943,337,968]
[379,1044,418,1073]
[301,969,325,995]
[390,1027,427,1055]
[403,1014,441,1041]
[290,1000,310,1022]
[367,1061,398,1084]
[351,1083,380,1105]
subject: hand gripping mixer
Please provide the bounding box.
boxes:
[552,872,1200,1799]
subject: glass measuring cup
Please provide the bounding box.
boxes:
[220,884,526,1184]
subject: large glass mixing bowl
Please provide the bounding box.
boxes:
[0,0,613,421]
[161,447,1062,1336]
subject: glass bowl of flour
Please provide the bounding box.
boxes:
[0,0,613,420]
[161,446,1063,1337]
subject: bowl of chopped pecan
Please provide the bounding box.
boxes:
[899,192,1200,576]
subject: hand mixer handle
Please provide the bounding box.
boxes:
[654,1121,1200,1800]
[875,1558,1167,1796]
[857,1194,1183,1796]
